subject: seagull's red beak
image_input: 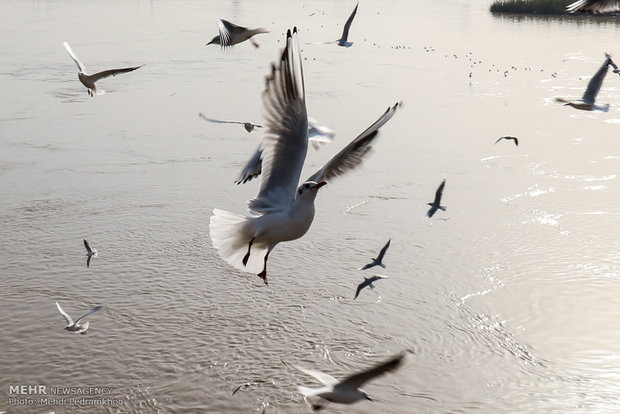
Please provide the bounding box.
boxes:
[313,181,327,190]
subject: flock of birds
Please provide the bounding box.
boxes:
[53,1,620,411]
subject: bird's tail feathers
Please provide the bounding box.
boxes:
[439,206,446,212]
[209,209,267,274]
[554,97,569,103]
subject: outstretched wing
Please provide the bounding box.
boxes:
[341,353,406,389]
[217,19,246,49]
[83,239,92,253]
[90,65,143,83]
[582,55,611,104]
[305,103,399,184]
[63,42,87,74]
[56,302,73,325]
[339,2,359,44]
[376,239,391,262]
[73,305,103,325]
[236,145,263,184]
[433,179,446,205]
[248,28,308,213]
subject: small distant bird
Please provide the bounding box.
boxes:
[206,19,268,49]
[555,53,617,112]
[426,179,446,218]
[494,136,519,146]
[232,379,266,395]
[338,3,359,47]
[354,274,389,300]
[63,42,143,97]
[199,113,263,133]
[566,0,620,13]
[234,118,336,185]
[359,239,391,270]
[286,352,406,411]
[84,239,98,268]
[56,301,103,334]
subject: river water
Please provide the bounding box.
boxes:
[1,1,619,413]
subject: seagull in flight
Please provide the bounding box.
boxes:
[426,179,446,218]
[199,113,263,133]
[286,352,406,411]
[566,0,620,12]
[494,136,519,147]
[555,53,618,111]
[63,42,143,97]
[235,118,336,185]
[338,3,359,47]
[359,239,391,270]
[206,19,268,49]
[232,379,266,395]
[56,301,102,334]
[209,28,399,284]
[354,274,389,300]
[83,239,98,268]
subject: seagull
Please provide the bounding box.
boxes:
[359,239,391,270]
[206,19,268,49]
[56,301,102,334]
[209,28,399,284]
[232,379,266,395]
[199,113,263,133]
[494,136,519,146]
[235,118,336,184]
[286,352,406,411]
[555,53,617,111]
[566,0,620,13]
[84,239,98,268]
[338,3,359,47]
[354,274,389,300]
[63,42,142,97]
[426,179,446,218]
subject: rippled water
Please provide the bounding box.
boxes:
[1,1,619,413]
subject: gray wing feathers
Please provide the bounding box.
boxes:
[340,3,359,44]
[90,66,143,83]
[236,145,263,184]
[567,0,620,12]
[73,306,103,325]
[56,302,73,325]
[582,57,610,104]
[306,102,399,184]
[248,28,308,213]
[341,353,405,389]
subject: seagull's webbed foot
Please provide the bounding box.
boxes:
[242,237,255,267]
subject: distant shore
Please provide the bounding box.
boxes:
[489,0,619,15]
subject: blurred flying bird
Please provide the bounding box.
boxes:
[206,19,268,49]
[426,179,446,218]
[232,379,266,395]
[338,3,359,47]
[63,42,142,97]
[209,28,399,284]
[359,239,391,270]
[199,113,263,132]
[555,53,617,111]
[285,352,406,411]
[84,239,98,268]
[494,136,519,146]
[56,301,102,334]
[566,0,620,13]
[354,274,389,299]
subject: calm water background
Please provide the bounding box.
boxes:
[1,1,619,413]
